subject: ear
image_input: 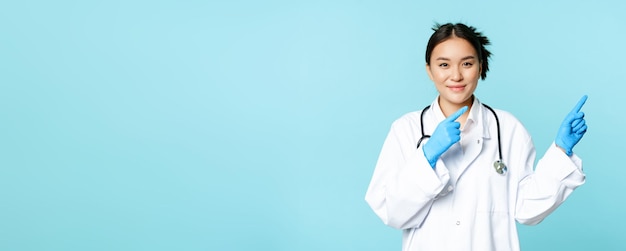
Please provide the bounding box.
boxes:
[425,63,434,81]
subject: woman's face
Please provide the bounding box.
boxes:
[426,36,481,108]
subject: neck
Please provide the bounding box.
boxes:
[438,96,474,127]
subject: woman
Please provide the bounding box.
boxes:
[365,23,588,251]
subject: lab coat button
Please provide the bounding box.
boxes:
[456,221,460,225]
[447,186,454,192]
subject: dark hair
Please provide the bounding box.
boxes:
[425,23,492,80]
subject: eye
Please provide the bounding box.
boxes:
[439,63,449,68]
[462,62,474,67]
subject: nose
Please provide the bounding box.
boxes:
[450,66,463,82]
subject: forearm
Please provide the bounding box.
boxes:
[515,143,585,225]
[366,149,450,229]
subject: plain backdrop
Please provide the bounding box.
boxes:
[1,0,624,250]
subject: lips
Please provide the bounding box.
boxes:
[448,85,466,92]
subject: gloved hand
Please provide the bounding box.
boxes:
[423,106,468,168]
[555,95,588,156]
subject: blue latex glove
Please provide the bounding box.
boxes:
[555,95,588,156]
[423,106,468,168]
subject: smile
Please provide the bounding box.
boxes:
[448,85,466,92]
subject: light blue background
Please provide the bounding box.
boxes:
[1,0,624,250]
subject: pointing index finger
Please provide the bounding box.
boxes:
[446,106,468,122]
[570,95,588,113]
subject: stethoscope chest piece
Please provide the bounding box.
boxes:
[494,160,507,175]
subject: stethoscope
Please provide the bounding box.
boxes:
[415,103,508,175]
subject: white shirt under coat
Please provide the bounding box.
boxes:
[365,97,585,251]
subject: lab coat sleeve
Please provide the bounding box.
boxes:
[515,140,585,225]
[365,120,451,230]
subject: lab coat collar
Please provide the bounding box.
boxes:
[429,96,491,140]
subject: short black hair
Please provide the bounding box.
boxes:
[425,23,492,80]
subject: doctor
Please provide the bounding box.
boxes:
[365,23,588,251]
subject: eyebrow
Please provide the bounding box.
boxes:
[435,56,477,61]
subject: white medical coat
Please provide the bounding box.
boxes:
[365,97,585,251]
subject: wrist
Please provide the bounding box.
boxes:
[555,143,573,156]
[422,144,438,169]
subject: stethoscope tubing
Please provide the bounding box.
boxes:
[415,103,505,173]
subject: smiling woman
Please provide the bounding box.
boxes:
[426,36,481,127]
[3,1,624,250]
[364,23,589,251]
